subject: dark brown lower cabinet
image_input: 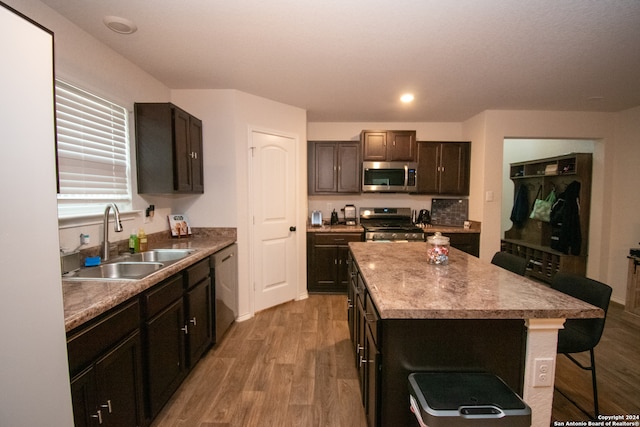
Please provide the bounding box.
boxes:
[145,298,186,418]
[448,232,480,257]
[185,277,213,367]
[68,305,144,427]
[307,232,363,293]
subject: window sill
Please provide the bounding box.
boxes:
[58,210,142,229]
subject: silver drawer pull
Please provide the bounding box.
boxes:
[190,317,197,326]
[100,399,112,413]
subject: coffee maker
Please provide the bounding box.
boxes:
[344,204,357,225]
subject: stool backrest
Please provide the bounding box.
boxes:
[551,271,612,351]
[491,252,528,276]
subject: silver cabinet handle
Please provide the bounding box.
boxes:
[190,317,197,326]
[100,399,112,413]
[181,325,188,334]
[91,410,103,424]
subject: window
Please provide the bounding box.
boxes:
[55,80,132,218]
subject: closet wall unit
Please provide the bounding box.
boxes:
[502,153,592,283]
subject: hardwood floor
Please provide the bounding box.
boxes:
[150,295,367,427]
[151,295,640,427]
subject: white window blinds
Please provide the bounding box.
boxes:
[55,80,131,217]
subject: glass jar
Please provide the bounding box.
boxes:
[427,232,450,265]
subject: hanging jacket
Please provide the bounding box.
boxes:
[550,180,581,255]
[510,183,529,228]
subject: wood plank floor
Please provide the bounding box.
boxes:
[151,295,640,427]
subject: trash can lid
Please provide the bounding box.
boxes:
[409,372,527,411]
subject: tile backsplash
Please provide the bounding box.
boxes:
[430,199,469,226]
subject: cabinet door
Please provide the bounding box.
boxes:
[439,142,470,195]
[337,143,360,192]
[364,325,380,427]
[146,299,186,417]
[189,116,204,193]
[416,142,440,193]
[310,245,338,291]
[95,332,144,427]
[312,143,337,193]
[356,292,366,400]
[186,277,212,366]
[388,130,416,161]
[71,367,99,427]
[173,108,192,192]
[362,131,387,161]
[337,246,352,289]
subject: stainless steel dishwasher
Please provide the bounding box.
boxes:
[212,243,238,344]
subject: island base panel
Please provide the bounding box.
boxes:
[379,319,526,427]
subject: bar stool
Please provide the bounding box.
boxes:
[551,271,612,418]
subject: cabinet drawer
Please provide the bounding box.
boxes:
[365,293,380,346]
[314,233,362,245]
[144,274,184,318]
[67,299,140,376]
[185,258,210,289]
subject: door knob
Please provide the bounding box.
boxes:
[289,226,296,232]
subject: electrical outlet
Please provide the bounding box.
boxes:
[533,357,554,387]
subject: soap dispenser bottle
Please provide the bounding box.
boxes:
[129,229,139,253]
[138,228,148,252]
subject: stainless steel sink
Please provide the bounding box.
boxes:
[65,262,164,280]
[62,249,197,281]
[124,249,196,263]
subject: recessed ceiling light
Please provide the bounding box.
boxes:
[103,16,137,34]
[400,93,415,103]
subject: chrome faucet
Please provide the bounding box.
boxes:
[102,203,123,261]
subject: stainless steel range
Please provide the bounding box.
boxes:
[360,207,425,242]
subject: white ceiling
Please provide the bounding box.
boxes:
[39,0,640,122]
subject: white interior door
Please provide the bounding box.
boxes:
[250,130,297,312]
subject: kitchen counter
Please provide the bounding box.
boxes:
[62,228,236,332]
[349,241,600,320]
[306,223,364,233]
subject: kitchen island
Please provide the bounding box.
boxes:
[348,242,602,427]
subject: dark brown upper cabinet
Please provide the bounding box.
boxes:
[417,141,470,195]
[135,103,204,194]
[361,130,417,162]
[308,141,361,194]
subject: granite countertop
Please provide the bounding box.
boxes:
[307,223,364,233]
[349,241,602,320]
[306,222,481,234]
[62,228,236,332]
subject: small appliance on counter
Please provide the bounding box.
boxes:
[311,210,323,226]
[330,209,339,225]
[416,209,431,226]
[344,204,357,225]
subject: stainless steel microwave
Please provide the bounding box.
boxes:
[362,161,418,192]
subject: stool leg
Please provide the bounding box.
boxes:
[590,349,599,418]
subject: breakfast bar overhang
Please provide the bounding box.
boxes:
[348,242,603,427]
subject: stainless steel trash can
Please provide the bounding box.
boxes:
[408,372,531,427]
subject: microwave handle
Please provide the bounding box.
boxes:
[404,164,409,188]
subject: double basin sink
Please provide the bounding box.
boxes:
[63,249,197,281]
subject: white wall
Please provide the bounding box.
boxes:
[172,89,308,320]
[609,106,640,303]
[1,4,73,425]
